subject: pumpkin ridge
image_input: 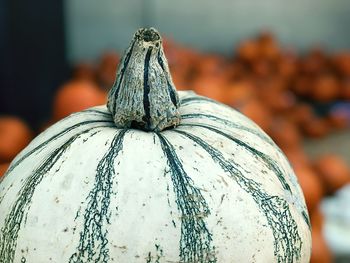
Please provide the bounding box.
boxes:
[156,133,217,263]
[179,123,310,228]
[0,123,112,206]
[180,124,311,229]
[180,113,275,147]
[180,123,293,194]
[0,126,106,263]
[173,129,303,262]
[6,119,114,176]
[69,129,127,263]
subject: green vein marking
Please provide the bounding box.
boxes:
[173,129,303,263]
[0,126,107,263]
[181,115,310,229]
[180,113,275,147]
[69,129,127,263]
[180,123,310,228]
[180,123,292,193]
[6,119,113,175]
[146,244,164,263]
[302,211,311,229]
[156,133,217,263]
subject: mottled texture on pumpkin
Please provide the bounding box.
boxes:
[0,91,311,263]
[0,27,311,263]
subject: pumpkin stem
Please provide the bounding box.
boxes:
[107,28,180,132]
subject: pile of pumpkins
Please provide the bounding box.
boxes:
[1,32,350,262]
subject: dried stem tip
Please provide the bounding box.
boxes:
[107,28,180,132]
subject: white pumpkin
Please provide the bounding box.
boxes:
[0,28,311,263]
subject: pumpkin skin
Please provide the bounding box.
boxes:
[0,28,311,263]
[0,92,310,262]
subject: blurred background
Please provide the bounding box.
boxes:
[1,1,350,262]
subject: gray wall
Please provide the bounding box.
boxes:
[65,0,350,63]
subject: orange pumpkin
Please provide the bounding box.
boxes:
[52,80,107,121]
[340,80,350,100]
[277,51,298,79]
[302,117,330,138]
[257,31,280,61]
[269,119,302,151]
[237,40,260,62]
[170,68,191,91]
[310,228,333,263]
[72,62,96,81]
[192,76,227,103]
[310,206,332,263]
[292,76,313,97]
[0,116,33,162]
[286,103,315,127]
[251,59,273,77]
[310,207,324,230]
[259,88,296,113]
[311,74,340,102]
[333,52,350,77]
[97,52,120,88]
[300,48,327,75]
[224,80,255,107]
[327,111,349,130]
[237,99,272,132]
[196,55,225,77]
[284,148,310,169]
[0,163,10,177]
[313,154,350,194]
